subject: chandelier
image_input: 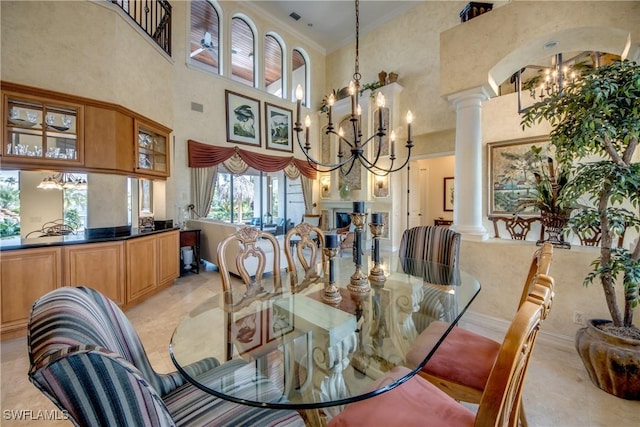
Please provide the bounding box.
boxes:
[37,173,87,190]
[516,51,599,113]
[293,0,414,177]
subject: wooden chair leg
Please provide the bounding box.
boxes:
[519,396,528,427]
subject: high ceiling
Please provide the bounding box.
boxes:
[250,1,423,53]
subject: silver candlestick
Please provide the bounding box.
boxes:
[368,221,386,284]
[348,212,370,293]
[322,247,342,304]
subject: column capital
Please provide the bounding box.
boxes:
[447,86,491,107]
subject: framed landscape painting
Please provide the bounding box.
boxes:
[487,138,552,215]
[265,103,293,152]
[225,90,261,147]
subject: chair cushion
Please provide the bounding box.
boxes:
[328,366,475,427]
[406,320,501,392]
[164,359,304,427]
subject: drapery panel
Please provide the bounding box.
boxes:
[190,166,217,218]
[188,140,317,179]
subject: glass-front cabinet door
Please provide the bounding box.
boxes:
[135,119,169,177]
[3,93,83,166]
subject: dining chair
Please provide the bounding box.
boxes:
[405,242,554,427]
[398,225,462,331]
[28,286,304,427]
[217,226,282,297]
[328,274,555,427]
[284,221,325,292]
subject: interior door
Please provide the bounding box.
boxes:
[408,161,427,228]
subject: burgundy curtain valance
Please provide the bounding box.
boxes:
[188,139,317,179]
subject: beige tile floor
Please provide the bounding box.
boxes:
[2,259,639,426]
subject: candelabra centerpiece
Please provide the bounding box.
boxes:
[292,0,414,177]
[322,233,342,304]
[368,212,386,284]
[347,201,370,293]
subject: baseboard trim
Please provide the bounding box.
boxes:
[460,310,576,352]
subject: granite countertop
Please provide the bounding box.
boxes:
[0,227,181,251]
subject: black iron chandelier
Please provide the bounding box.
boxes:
[293,0,414,177]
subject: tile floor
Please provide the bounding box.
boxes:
[2,259,638,426]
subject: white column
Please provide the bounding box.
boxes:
[448,87,490,241]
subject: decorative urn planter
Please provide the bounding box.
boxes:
[575,319,640,400]
[537,210,571,249]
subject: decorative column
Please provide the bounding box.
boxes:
[448,87,490,240]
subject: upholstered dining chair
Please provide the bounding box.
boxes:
[328,274,555,427]
[284,222,325,292]
[28,286,304,427]
[398,225,462,331]
[405,242,554,427]
[217,226,282,298]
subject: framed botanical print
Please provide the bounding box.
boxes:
[225,90,261,147]
[444,177,454,212]
[265,103,293,152]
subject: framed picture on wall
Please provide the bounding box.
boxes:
[225,90,261,147]
[487,138,552,215]
[264,103,293,152]
[373,175,389,198]
[443,177,454,212]
[380,211,390,239]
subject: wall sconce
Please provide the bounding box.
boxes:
[373,175,389,198]
[320,176,331,198]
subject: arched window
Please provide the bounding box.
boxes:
[292,48,308,106]
[231,16,255,87]
[264,34,284,98]
[189,0,220,73]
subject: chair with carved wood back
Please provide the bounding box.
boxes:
[328,274,555,427]
[405,242,554,427]
[284,222,325,292]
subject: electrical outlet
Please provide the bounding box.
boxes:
[573,311,586,325]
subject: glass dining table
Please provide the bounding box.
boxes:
[169,257,481,424]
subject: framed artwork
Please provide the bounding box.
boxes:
[373,175,389,198]
[443,177,454,212]
[372,107,390,157]
[225,90,261,147]
[320,175,331,199]
[487,138,552,215]
[380,211,390,239]
[139,179,153,213]
[338,116,362,190]
[231,312,262,354]
[265,103,293,152]
[266,297,294,342]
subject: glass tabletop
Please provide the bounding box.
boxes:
[169,257,481,410]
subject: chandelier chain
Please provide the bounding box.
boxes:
[353,0,361,83]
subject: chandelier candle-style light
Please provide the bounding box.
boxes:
[294,0,414,176]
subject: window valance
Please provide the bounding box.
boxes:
[188,140,317,179]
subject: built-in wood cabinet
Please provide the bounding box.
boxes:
[63,241,126,305]
[1,82,171,179]
[135,118,169,177]
[0,230,179,340]
[3,91,84,168]
[84,106,134,173]
[0,247,62,340]
[126,230,179,306]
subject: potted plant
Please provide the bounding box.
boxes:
[521,59,640,399]
[516,146,572,248]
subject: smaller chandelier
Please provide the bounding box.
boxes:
[37,173,87,190]
[294,0,414,177]
[516,51,599,113]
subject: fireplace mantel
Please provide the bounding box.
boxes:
[319,200,374,230]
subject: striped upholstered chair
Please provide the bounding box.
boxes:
[398,226,461,331]
[28,286,304,427]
